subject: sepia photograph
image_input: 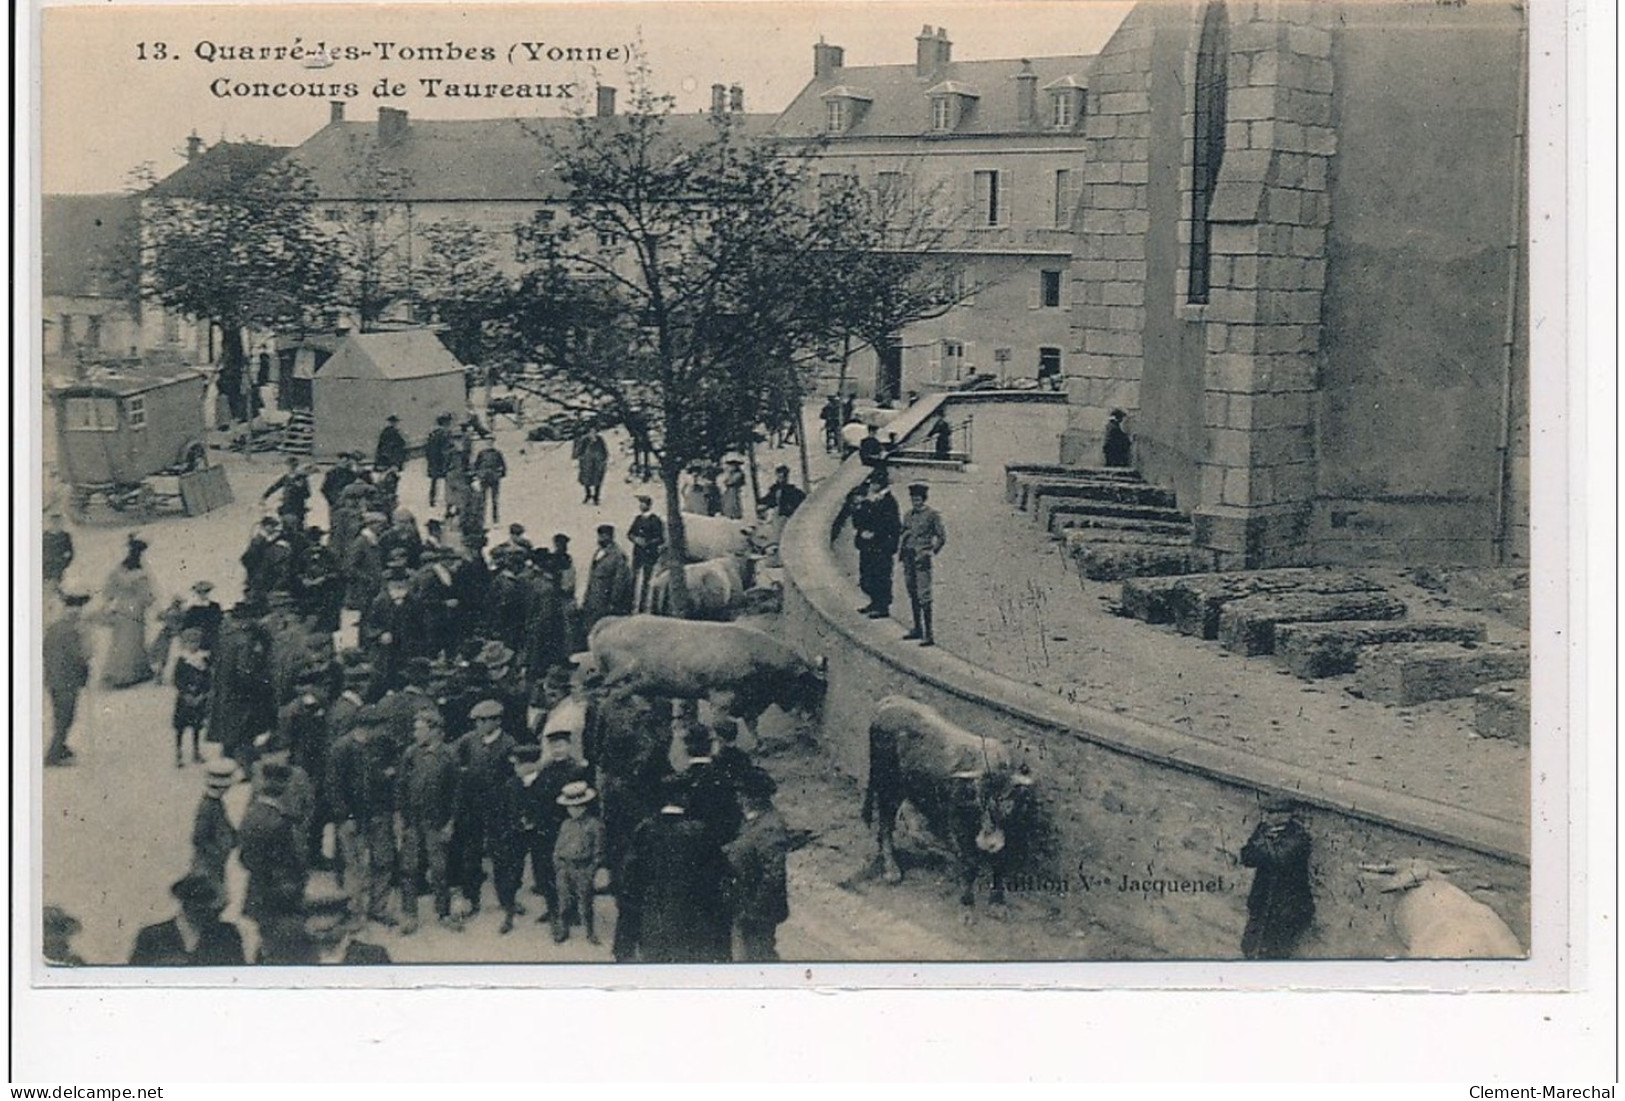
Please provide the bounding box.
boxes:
[22,0,1569,996]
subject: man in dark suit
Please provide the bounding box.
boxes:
[424,412,456,508]
[627,496,665,612]
[581,525,633,636]
[723,767,791,962]
[128,873,246,966]
[374,414,408,472]
[43,510,73,590]
[43,593,91,767]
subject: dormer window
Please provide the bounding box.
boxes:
[926,81,979,133]
[819,86,873,135]
[1043,75,1087,131]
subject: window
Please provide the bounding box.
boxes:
[931,96,955,132]
[126,395,147,429]
[1039,347,1063,389]
[826,99,848,134]
[972,170,1001,227]
[162,311,180,344]
[321,207,345,222]
[85,315,103,350]
[1052,91,1075,129]
[64,397,119,432]
[1041,270,1063,308]
[1054,169,1079,229]
[597,230,620,249]
[1188,0,1229,304]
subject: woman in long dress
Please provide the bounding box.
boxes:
[99,534,157,688]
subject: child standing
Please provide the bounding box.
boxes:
[172,627,211,767]
[551,781,606,945]
[191,759,239,890]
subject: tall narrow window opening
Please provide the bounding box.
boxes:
[1188,0,1229,304]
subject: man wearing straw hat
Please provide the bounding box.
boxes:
[551,780,606,945]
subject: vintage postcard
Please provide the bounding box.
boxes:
[14,0,1599,1032]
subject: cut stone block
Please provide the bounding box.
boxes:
[1353,642,1531,706]
[1064,529,1193,549]
[1218,592,1409,656]
[1006,465,1143,508]
[1120,575,1186,624]
[1472,681,1530,743]
[1165,569,1383,639]
[1054,513,1194,539]
[1030,480,1179,511]
[1275,619,1489,679]
[1073,544,1218,582]
[1040,499,1189,530]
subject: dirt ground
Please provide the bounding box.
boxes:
[832,404,1530,831]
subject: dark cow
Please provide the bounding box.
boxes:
[587,615,825,741]
[861,695,1037,906]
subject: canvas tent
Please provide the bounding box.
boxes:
[310,330,466,458]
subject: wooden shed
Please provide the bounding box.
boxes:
[310,330,466,459]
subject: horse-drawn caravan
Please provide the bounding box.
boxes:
[49,369,230,520]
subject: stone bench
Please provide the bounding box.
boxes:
[1050,512,1195,540]
[1028,480,1179,512]
[1472,681,1530,743]
[1119,569,1383,638]
[1352,642,1530,706]
[1218,592,1409,656]
[1005,465,1142,508]
[1064,529,1194,550]
[1275,619,1490,679]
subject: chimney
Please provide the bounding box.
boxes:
[813,37,845,79]
[378,106,408,145]
[330,100,346,123]
[711,83,728,115]
[936,27,952,68]
[596,85,616,117]
[185,133,204,162]
[1015,60,1038,127]
[728,84,745,113]
[916,25,937,77]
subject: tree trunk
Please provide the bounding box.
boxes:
[659,464,692,619]
[745,435,762,517]
[795,398,812,491]
[220,326,249,424]
[835,333,852,405]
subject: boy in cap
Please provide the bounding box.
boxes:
[898,482,947,647]
[492,743,545,933]
[172,627,212,767]
[191,759,240,890]
[551,780,606,945]
[128,873,245,966]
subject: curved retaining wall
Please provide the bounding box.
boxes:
[778,393,1529,960]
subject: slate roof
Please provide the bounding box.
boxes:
[288,112,779,202]
[773,55,1095,140]
[145,141,291,200]
[42,193,138,298]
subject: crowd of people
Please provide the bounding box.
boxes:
[42,410,801,967]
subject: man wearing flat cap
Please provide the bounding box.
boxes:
[724,766,791,962]
[627,495,664,613]
[128,873,245,966]
[451,698,518,919]
[898,482,948,647]
[582,524,633,635]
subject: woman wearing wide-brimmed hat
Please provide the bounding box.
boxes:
[98,533,158,688]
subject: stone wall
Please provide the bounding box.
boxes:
[779,393,1529,960]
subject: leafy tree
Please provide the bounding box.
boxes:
[143,158,342,421]
[325,133,415,328]
[411,220,513,367]
[492,75,840,612]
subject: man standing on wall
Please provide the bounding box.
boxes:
[898,483,947,647]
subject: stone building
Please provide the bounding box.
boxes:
[41,193,142,379]
[1064,0,1527,567]
[772,27,1096,400]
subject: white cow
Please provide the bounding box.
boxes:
[1361,859,1525,959]
[676,514,769,563]
[647,554,759,620]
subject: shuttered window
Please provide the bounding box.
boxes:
[972,170,1000,227]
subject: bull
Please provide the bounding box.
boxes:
[861,696,1037,906]
[1360,859,1525,958]
[586,615,826,742]
[677,515,770,563]
[647,554,759,620]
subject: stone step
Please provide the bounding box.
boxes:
[1072,544,1219,582]
[1050,513,1195,540]
[1039,498,1190,530]
[1119,569,1384,638]
[1351,641,1530,706]
[1005,465,1144,507]
[1217,592,1410,656]
[1472,681,1530,743]
[1275,619,1490,679]
[1028,481,1180,512]
[1063,529,1194,550]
